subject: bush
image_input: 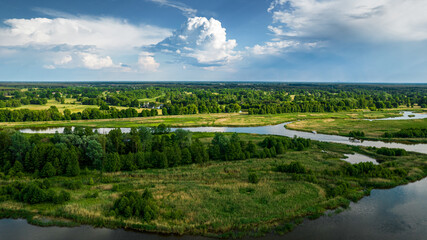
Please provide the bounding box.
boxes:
[248,173,260,184]
[40,162,56,178]
[63,180,83,190]
[376,147,407,156]
[112,189,158,221]
[349,131,365,138]
[276,162,307,174]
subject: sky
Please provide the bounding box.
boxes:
[1,0,427,83]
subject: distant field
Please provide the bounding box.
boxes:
[0,110,405,129]
[4,98,153,113]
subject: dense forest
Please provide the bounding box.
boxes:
[0,125,311,179]
[0,83,425,122]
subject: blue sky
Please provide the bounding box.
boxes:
[1,0,427,82]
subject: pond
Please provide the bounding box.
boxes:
[341,153,379,165]
[366,111,427,121]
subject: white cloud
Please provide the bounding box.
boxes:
[138,52,160,72]
[0,17,171,50]
[268,0,427,42]
[251,40,317,55]
[43,64,56,69]
[157,17,240,66]
[0,16,172,71]
[54,55,72,65]
[148,0,197,16]
[79,52,114,70]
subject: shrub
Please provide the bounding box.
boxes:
[248,173,260,184]
[276,162,307,174]
[112,189,158,221]
[40,162,56,178]
[63,180,83,190]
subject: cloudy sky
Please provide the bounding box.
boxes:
[1,0,427,82]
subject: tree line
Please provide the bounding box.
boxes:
[0,125,311,179]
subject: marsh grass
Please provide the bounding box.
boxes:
[0,134,426,237]
[1,110,405,129]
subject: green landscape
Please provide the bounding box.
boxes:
[0,83,426,237]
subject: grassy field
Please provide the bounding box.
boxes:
[1,134,426,237]
[287,118,427,142]
[5,99,139,113]
[0,110,406,129]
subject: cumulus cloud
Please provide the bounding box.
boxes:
[79,53,115,70]
[54,55,72,65]
[268,0,427,42]
[138,52,160,72]
[0,17,171,49]
[156,17,240,66]
[0,16,171,71]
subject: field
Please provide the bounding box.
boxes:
[0,110,405,129]
[287,118,427,142]
[1,133,426,237]
[4,98,152,114]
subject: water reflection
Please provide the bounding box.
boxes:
[342,153,379,165]
[367,111,427,121]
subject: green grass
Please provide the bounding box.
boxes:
[1,134,426,237]
[287,118,427,142]
[5,99,139,114]
[0,110,407,129]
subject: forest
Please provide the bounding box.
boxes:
[0,83,426,122]
[0,125,310,178]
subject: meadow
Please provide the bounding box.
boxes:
[1,133,426,237]
[1,110,404,129]
[287,118,427,143]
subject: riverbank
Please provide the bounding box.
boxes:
[0,110,405,129]
[286,118,427,143]
[1,134,426,238]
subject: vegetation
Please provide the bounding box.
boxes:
[0,83,425,123]
[0,128,426,237]
[0,82,426,237]
[287,118,427,142]
[384,128,427,138]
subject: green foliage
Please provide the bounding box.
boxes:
[112,189,158,221]
[248,173,260,184]
[40,162,56,178]
[276,162,307,174]
[376,147,407,156]
[0,181,71,204]
[66,158,80,177]
[349,131,365,138]
[384,128,427,138]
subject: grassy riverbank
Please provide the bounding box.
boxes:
[287,118,427,143]
[1,133,426,237]
[0,110,405,129]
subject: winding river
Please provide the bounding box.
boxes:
[3,111,426,239]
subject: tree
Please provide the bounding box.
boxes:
[181,148,192,165]
[105,152,121,172]
[66,158,80,177]
[87,140,104,177]
[9,132,31,164]
[40,162,56,178]
[63,109,71,120]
